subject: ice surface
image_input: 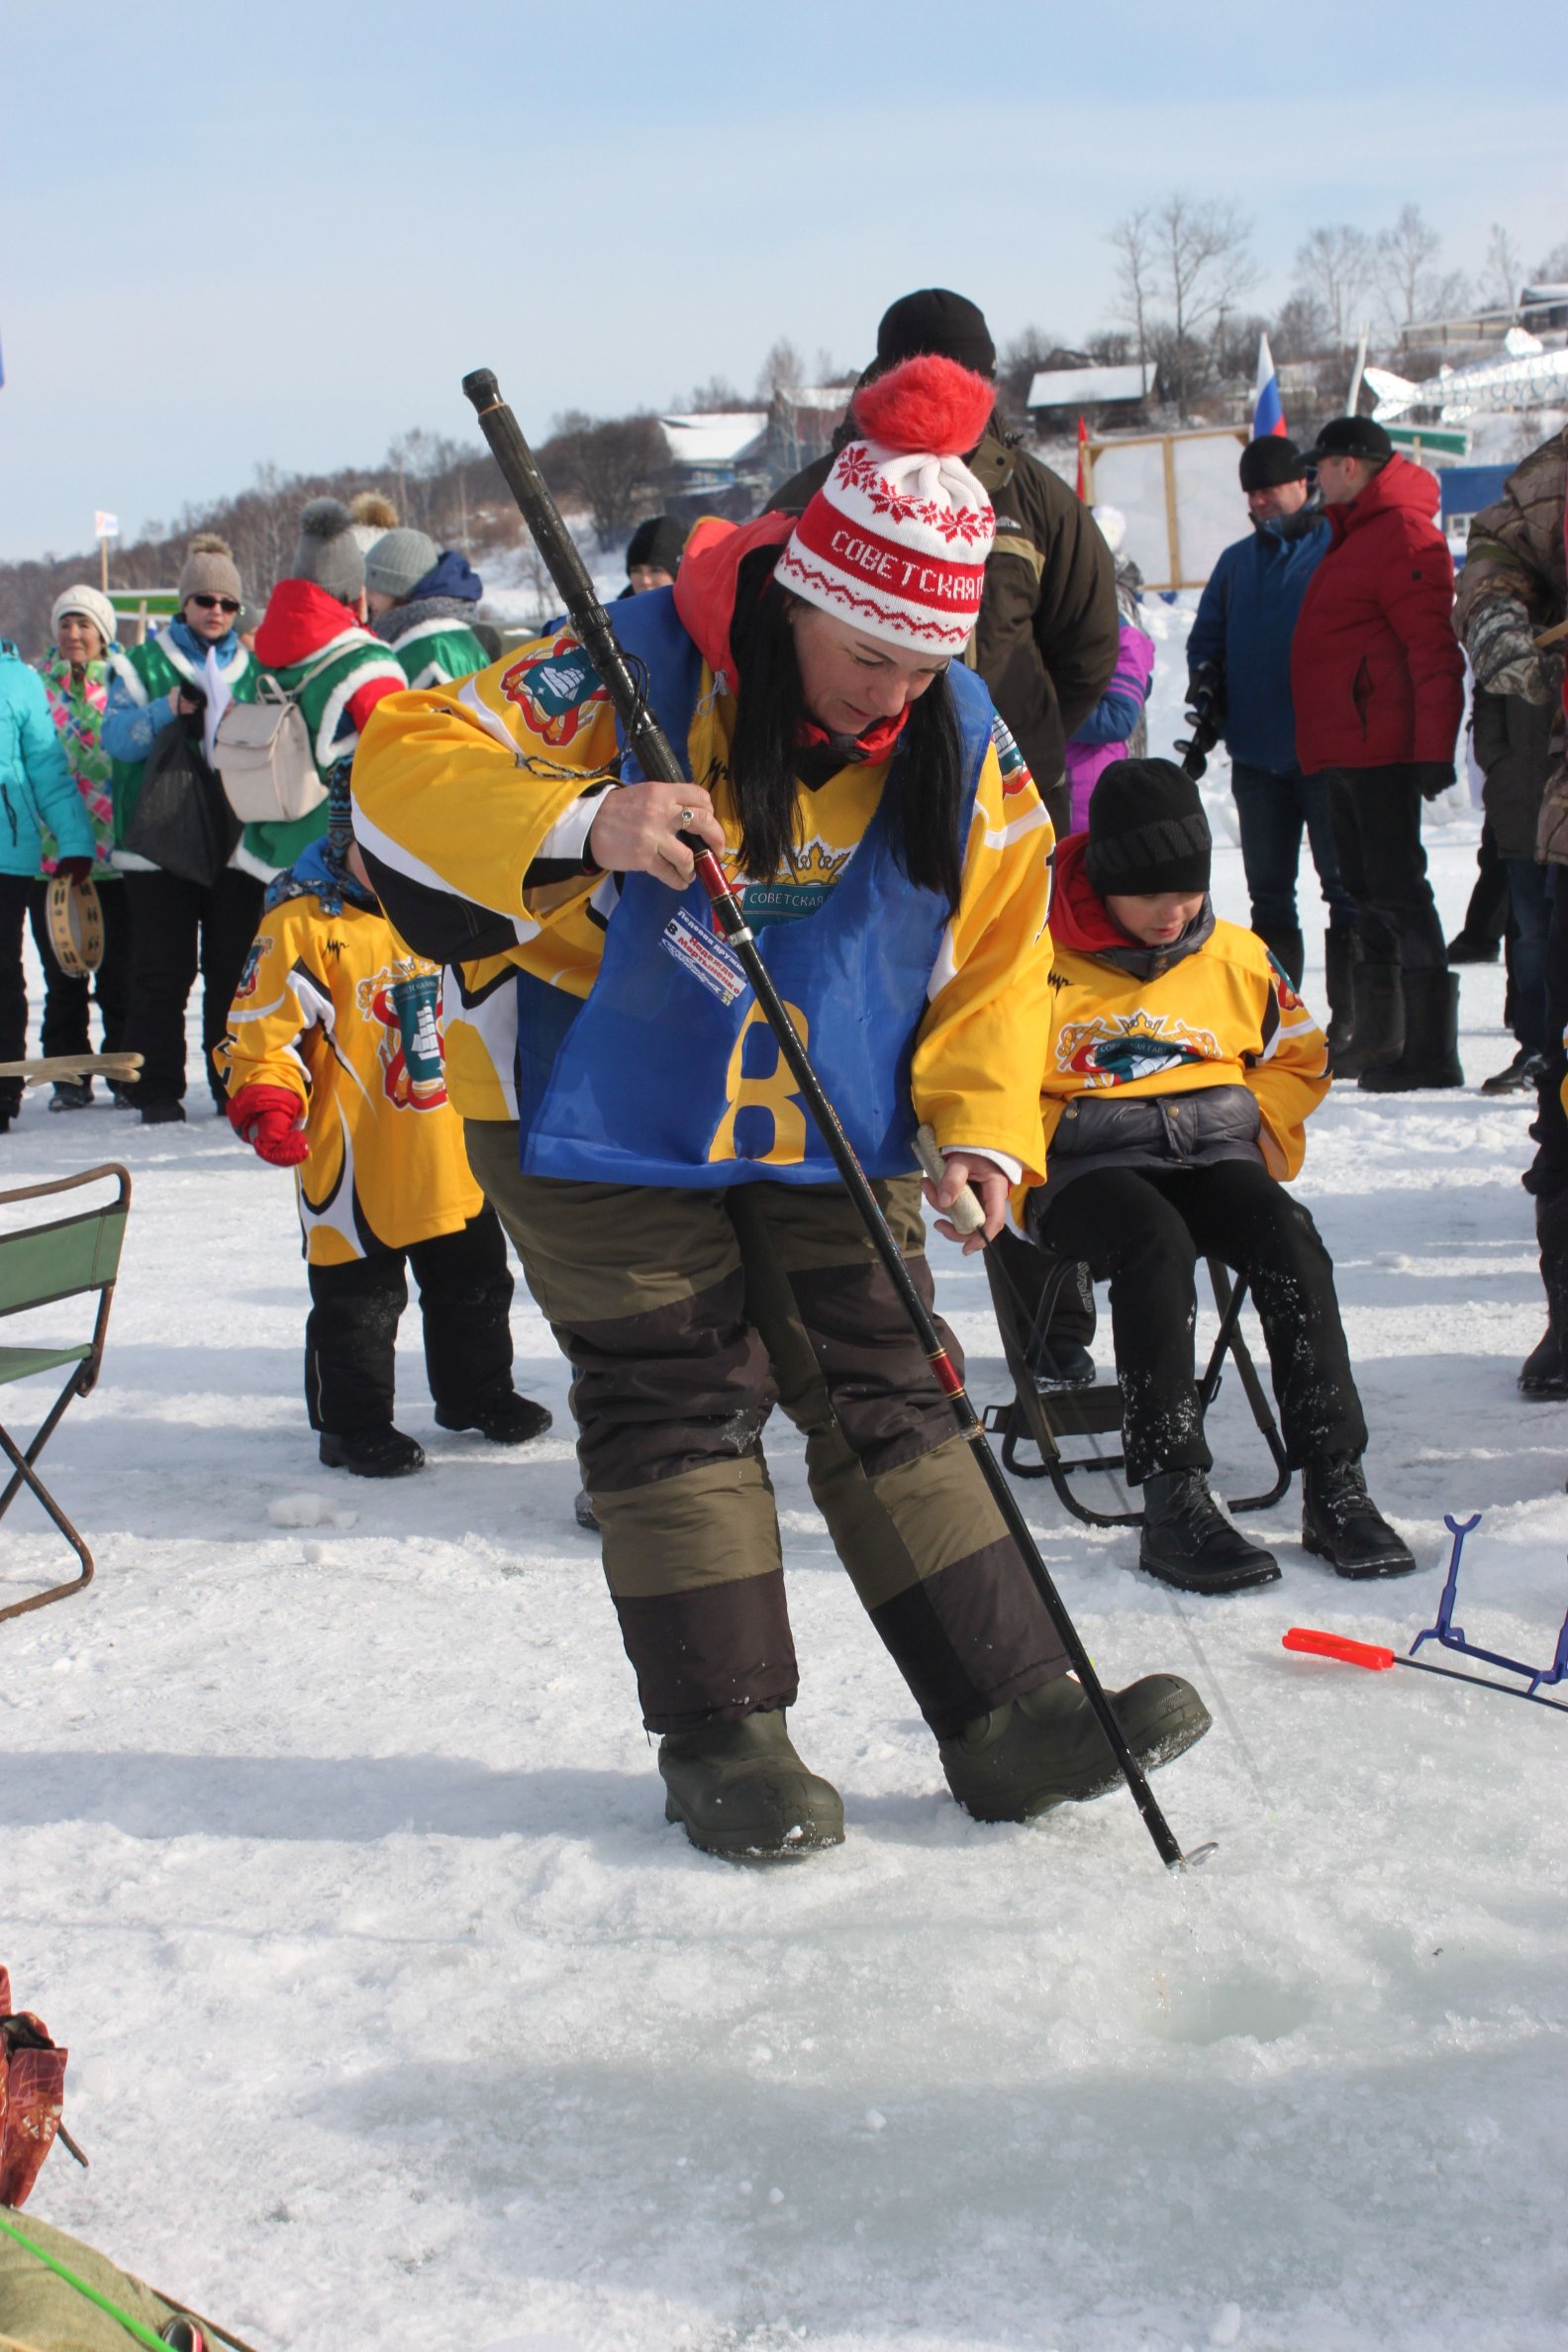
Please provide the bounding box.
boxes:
[2,653,1565,2346]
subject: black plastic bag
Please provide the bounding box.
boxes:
[123,715,243,887]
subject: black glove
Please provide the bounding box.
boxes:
[53,856,94,884]
[1412,762,1455,802]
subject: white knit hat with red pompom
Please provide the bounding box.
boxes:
[776,354,996,656]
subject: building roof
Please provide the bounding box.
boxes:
[658,413,769,467]
[1027,362,1156,409]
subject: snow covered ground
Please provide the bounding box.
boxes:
[3,667,1566,2349]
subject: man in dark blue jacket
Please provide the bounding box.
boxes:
[1188,439,1356,1045]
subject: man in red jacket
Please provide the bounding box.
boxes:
[1291,417,1465,1089]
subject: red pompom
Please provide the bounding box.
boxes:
[851,353,995,459]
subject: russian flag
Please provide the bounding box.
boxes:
[1253,333,1286,438]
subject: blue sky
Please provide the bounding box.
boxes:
[1,0,1562,562]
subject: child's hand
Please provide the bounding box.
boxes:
[228,1083,309,1167]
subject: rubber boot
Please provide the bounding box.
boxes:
[939,1671,1212,1822]
[1258,923,1306,990]
[1332,960,1404,1082]
[1302,1455,1416,1577]
[1359,969,1463,1092]
[658,1709,844,1858]
[1323,929,1357,1060]
[1138,1468,1280,1594]
[1517,1326,1568,1400]
[435,1392,552,1442]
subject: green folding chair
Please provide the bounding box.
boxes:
[0,1164,132,1624]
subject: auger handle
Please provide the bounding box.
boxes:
[1284,1627,1397,1671]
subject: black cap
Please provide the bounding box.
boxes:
[626,515,686,578]
[1239,436,1308,491]
[1300,415,1393,464]
[876,289,997,378]
[1084,758,1212,898]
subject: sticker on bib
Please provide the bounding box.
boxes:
[660,908,748,1007]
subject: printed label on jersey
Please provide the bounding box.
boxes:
[1055,1009,1219,1088]
[357,962,448,1110]
[498,630,608,748]
[234,936,271,1002]
[660,908,748,1006]
[990,713,1033,796]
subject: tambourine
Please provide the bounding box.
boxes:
[45,876,106,976]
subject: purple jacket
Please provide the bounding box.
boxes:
[1064,620,1156,831]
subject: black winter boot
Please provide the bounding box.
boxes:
[939,1671,1212,1822]
[1259,924,1306,990]
[1332,959,1404,1080]
[1138,1469,1280,1594]
[435,1392,553,1443]
[49,1080,92,1113]
[1323,929,1357,1059]
[1518,1327,1568,1400]
[659,1710,844,1858]
[140,1100,186,1127]
[1302,1455,1416,1577]
[1359,970,1463,1092]
[319,1426,426,1477]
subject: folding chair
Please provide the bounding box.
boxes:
[0,1164,132,1623]
[982,1232,1290,1530]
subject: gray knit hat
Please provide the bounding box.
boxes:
[290,498,364,602]
[177,533,243,607]
[363,528,440,602]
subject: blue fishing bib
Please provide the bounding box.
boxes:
[516,590,995,1188]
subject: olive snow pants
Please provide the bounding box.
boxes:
[464,1120,1068,1737]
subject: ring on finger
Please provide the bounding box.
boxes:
[677,807,695,829]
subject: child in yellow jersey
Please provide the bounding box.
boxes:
[216,764,551,1477]
[1020,758,1413,1593]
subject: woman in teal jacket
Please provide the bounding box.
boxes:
[0,643,95,1131]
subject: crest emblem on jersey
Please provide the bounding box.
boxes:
[1056,1009,1218,1088]
[234,935,271,1002]
[356,963,447,1111]
[499,630,608,748]
[990,714,1033,797]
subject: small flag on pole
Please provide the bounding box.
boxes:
[1075,414,1089,500]
[94,512,120,540]
[1252,336,1286,439]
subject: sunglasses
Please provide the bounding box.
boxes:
[190,594,240,614]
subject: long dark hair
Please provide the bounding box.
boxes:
[726,549,965,912]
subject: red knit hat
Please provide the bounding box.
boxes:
[776,355,996,655]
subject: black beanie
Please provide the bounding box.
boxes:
[627,515,686,577]
[1239,436,1308,491]
[876,288,997,378]
[1084,758,1212,897]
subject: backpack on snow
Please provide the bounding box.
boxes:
[213,643,348,826]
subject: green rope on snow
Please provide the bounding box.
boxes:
[0,2207,176,2351]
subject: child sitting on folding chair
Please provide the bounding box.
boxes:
[216,765,551,1477]
[1019,755,1413,1593]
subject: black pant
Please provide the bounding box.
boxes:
[1031,1158,1367,1484]
[26,876,133,1068]
[1323,765,1448,973]
[0,875,32,1118]
[1230,761,1358,933]
[121,865,265,1110]
[304,1208,516,1434]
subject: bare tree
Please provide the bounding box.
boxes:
[1534,239,1568,283]
[755,339,806,401]
[1270,291,1331,362]
[1150,192,1258,419]
[1480,222,1522,312]
[1293,224,1375,353]
[1108,203,1156,374]
[1375,204,1471,336]
[682,375,749,414]
[539,415,669,547]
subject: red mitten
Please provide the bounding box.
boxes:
[229,1083,309,1166]
[53,856,94,884]
[0,1965,68,2208]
